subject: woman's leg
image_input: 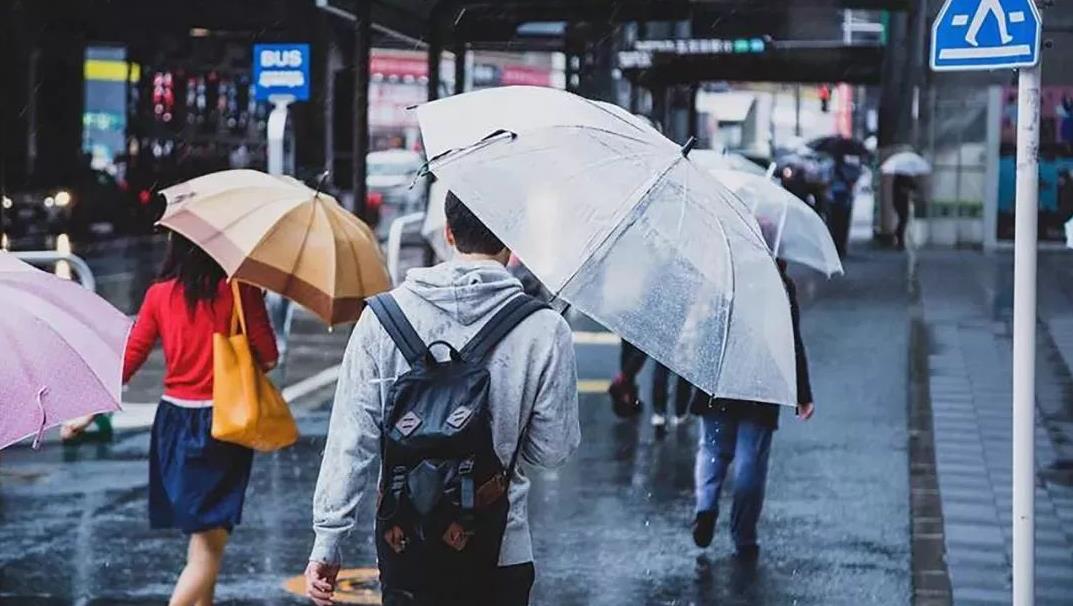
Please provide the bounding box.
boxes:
[170,528,230,606]
[893,197,909,249]
[673,375,693,419]
[651,362,670,418]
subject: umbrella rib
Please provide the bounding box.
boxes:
[430,125,662,172]
[284,201,320,302]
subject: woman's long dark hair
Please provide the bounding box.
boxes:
[158,231,226,312]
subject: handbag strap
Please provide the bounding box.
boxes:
[229,281,248,336]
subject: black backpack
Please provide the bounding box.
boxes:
[366,292,549,602]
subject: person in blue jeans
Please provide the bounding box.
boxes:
[690,259,815,560]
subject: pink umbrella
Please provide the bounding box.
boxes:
[0,253,131,449]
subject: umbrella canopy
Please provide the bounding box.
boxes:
[709,169,843,277]
[159,170,391,325]
[420,98,671,263]
[417,86,797,406]
[0,254,131,449]
[808,136,869,158]
[881,151,931,177]
[690,149,768,176]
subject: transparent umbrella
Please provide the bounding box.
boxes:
[709,169,843,277]
[417,86,797,406]
[881,151,931,177]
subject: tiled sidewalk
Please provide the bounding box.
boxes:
[919,250,1073,605]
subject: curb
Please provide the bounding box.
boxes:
[908,255,953,606]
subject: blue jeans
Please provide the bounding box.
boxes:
[694,412,774,549]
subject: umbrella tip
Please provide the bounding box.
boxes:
[681,137,697,158]
[314,171,331,198]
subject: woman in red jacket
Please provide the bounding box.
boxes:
[64,232,278,606]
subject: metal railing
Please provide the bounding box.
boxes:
[10,251,97,291]
[385,212,427,285]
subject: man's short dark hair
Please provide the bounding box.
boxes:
[445,191,506,255]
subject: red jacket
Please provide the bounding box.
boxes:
[123,279,279,400]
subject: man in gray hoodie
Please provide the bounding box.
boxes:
[305,192,581,606]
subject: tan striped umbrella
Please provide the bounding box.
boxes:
[159,169,390,325]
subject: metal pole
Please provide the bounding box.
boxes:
[687,84,699,141]
[267,97,292,176]
[1013,61,1041,606]
[794,84,801,137]
[352,0,370,220]
[427,16,442,101]
[453,38,466,96]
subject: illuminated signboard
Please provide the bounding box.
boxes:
[253,43,311,101]
[619,38,769,69]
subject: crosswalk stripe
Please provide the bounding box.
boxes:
[572,331,620,345]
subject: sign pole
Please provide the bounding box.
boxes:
[1013,59,1040,606]
[266,95,294,177]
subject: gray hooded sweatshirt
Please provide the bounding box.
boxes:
[310,259,580,567]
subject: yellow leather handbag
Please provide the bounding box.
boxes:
[212,281,298,452]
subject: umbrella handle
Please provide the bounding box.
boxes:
[32,386,48,450]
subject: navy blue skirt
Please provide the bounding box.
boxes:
[149,400,253,534]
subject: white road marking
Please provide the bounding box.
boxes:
[282,364,341,403]
[572,331,621,345]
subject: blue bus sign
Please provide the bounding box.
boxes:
[931,0,1041,71]
[253,43,310,101]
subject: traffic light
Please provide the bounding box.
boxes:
[819,84,831,113]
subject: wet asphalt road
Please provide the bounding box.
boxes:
[0,245,911,605]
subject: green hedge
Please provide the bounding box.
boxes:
[923,200,983,219]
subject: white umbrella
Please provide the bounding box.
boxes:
[881,151,931,177]
[710,169,843,277]
[417,86,797,406]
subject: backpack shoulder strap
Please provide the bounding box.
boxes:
[366,294,428,366]
[460,294,549,363]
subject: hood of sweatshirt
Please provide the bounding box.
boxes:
[400,259,524,326]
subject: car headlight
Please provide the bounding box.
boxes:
[1,196,11,209]
[781,166,794,180]
[54,190,72,208]
[43,196,55,208]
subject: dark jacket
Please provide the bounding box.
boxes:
[692,261,812,429]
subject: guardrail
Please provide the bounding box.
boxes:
[11,251,97,292]
[385,212,427,285]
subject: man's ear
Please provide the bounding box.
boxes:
[444,224,456,248]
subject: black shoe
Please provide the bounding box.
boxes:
[609,375,642,418]
[692,511,716,548]
[735,544,760,562]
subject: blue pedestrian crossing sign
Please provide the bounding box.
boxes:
[931,0,1041,71]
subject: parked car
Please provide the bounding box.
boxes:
[1,169,146,241]
[366,149,427,238]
